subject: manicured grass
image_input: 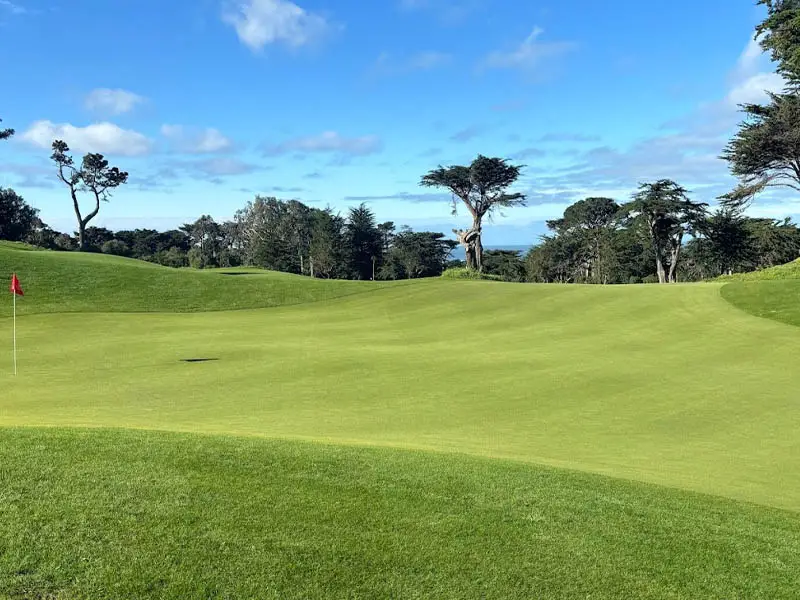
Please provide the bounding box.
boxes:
[2,428,800,599]
[0,245,397,314]
[3,275,800,510]
[3,247,800,597]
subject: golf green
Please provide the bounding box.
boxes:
[2,244,800,598]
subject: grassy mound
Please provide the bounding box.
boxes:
[0,244,397,314]
[717,259,800,282]
[721,279,800,328]
[4,280,800,510]
[2,428,799,599]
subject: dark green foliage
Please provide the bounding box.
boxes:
[0,117,13,141]
[0,188,39,242]
[101,239,131,257]
[721,93,800,207]
[309,209,348,279]
[345,203,382,280]
[756,0,800,85]
[421,155,526,270]
[621,180,707,283]
[482,249,526,282]
[182,215,222,269]
[380,228,457,279]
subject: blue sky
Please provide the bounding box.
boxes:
[0,0,791,244]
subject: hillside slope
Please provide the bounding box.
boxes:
[0,244,397,314]
[2,428,799,599]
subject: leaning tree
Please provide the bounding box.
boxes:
[50,140,128,251]
[721,93,800,207]
[420,155,526,271]
[622,180,707,284]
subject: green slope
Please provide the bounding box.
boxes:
[3,246,800,597]
[0,244,396,314]
[716,258,800,328]
[2,428,799,600]
[2,270,800,509]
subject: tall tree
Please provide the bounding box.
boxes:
[0,118,13,141]
[622,180,707,284]
[50,141,128,251]
[721,93,800,207]
[546,197,620,283]
[182,215,221,269]
[345,203,382,280]
[755,0,800,86]
[309,209,347,278]
[0,188,39,242]
[420,155,526,271]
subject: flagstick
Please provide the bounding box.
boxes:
[12,289,17,376]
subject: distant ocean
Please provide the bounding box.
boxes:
[449,245,532,261]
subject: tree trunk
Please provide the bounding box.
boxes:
[667,233,683,284]
[474,231,484,272]
[77,222,87,251]
[655,255,666,284]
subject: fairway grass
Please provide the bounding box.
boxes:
[0,244,398,314]
[3,246,800,597]
[2,428,800,599]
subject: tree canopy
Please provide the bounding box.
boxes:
[756,0,800,86]
[420,155,525,271]
[720,93,800,207]
[622,180,707,284]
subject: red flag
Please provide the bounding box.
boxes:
[10,274,23,297]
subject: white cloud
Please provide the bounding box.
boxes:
[482,27,577,72]
[263,131,382,156]
[222,0,331,51]
[85,88,145,115]
[21,120,152,157]
[0,0,26,15]
[160,124,233,154]
[724,36,786,106]
[726,72,785,106]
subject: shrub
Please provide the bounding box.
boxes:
[101,239,130,257]
[441,267,503,281]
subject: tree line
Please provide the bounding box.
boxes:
[4,0,800,284]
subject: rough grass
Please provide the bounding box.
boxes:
[2,428,800,600]
[717,258,800,281]
[0,245,398,314]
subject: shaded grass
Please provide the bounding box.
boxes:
[721,279,800,328]
[0,245,398,315]
[2,428,800,600]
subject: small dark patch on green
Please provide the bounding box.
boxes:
[180,358,219,363]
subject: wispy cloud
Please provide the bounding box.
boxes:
[371,51,453,76]
[343,191,452,203]
[398,0,482,24]
[161,124,234,154]
[481,27,577,74]
[538,133,601,143]
[449,125,485,143]
[85,89,145,116]
[222,0,333,52]
[262,131,383,157]
[0,0,26,15]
